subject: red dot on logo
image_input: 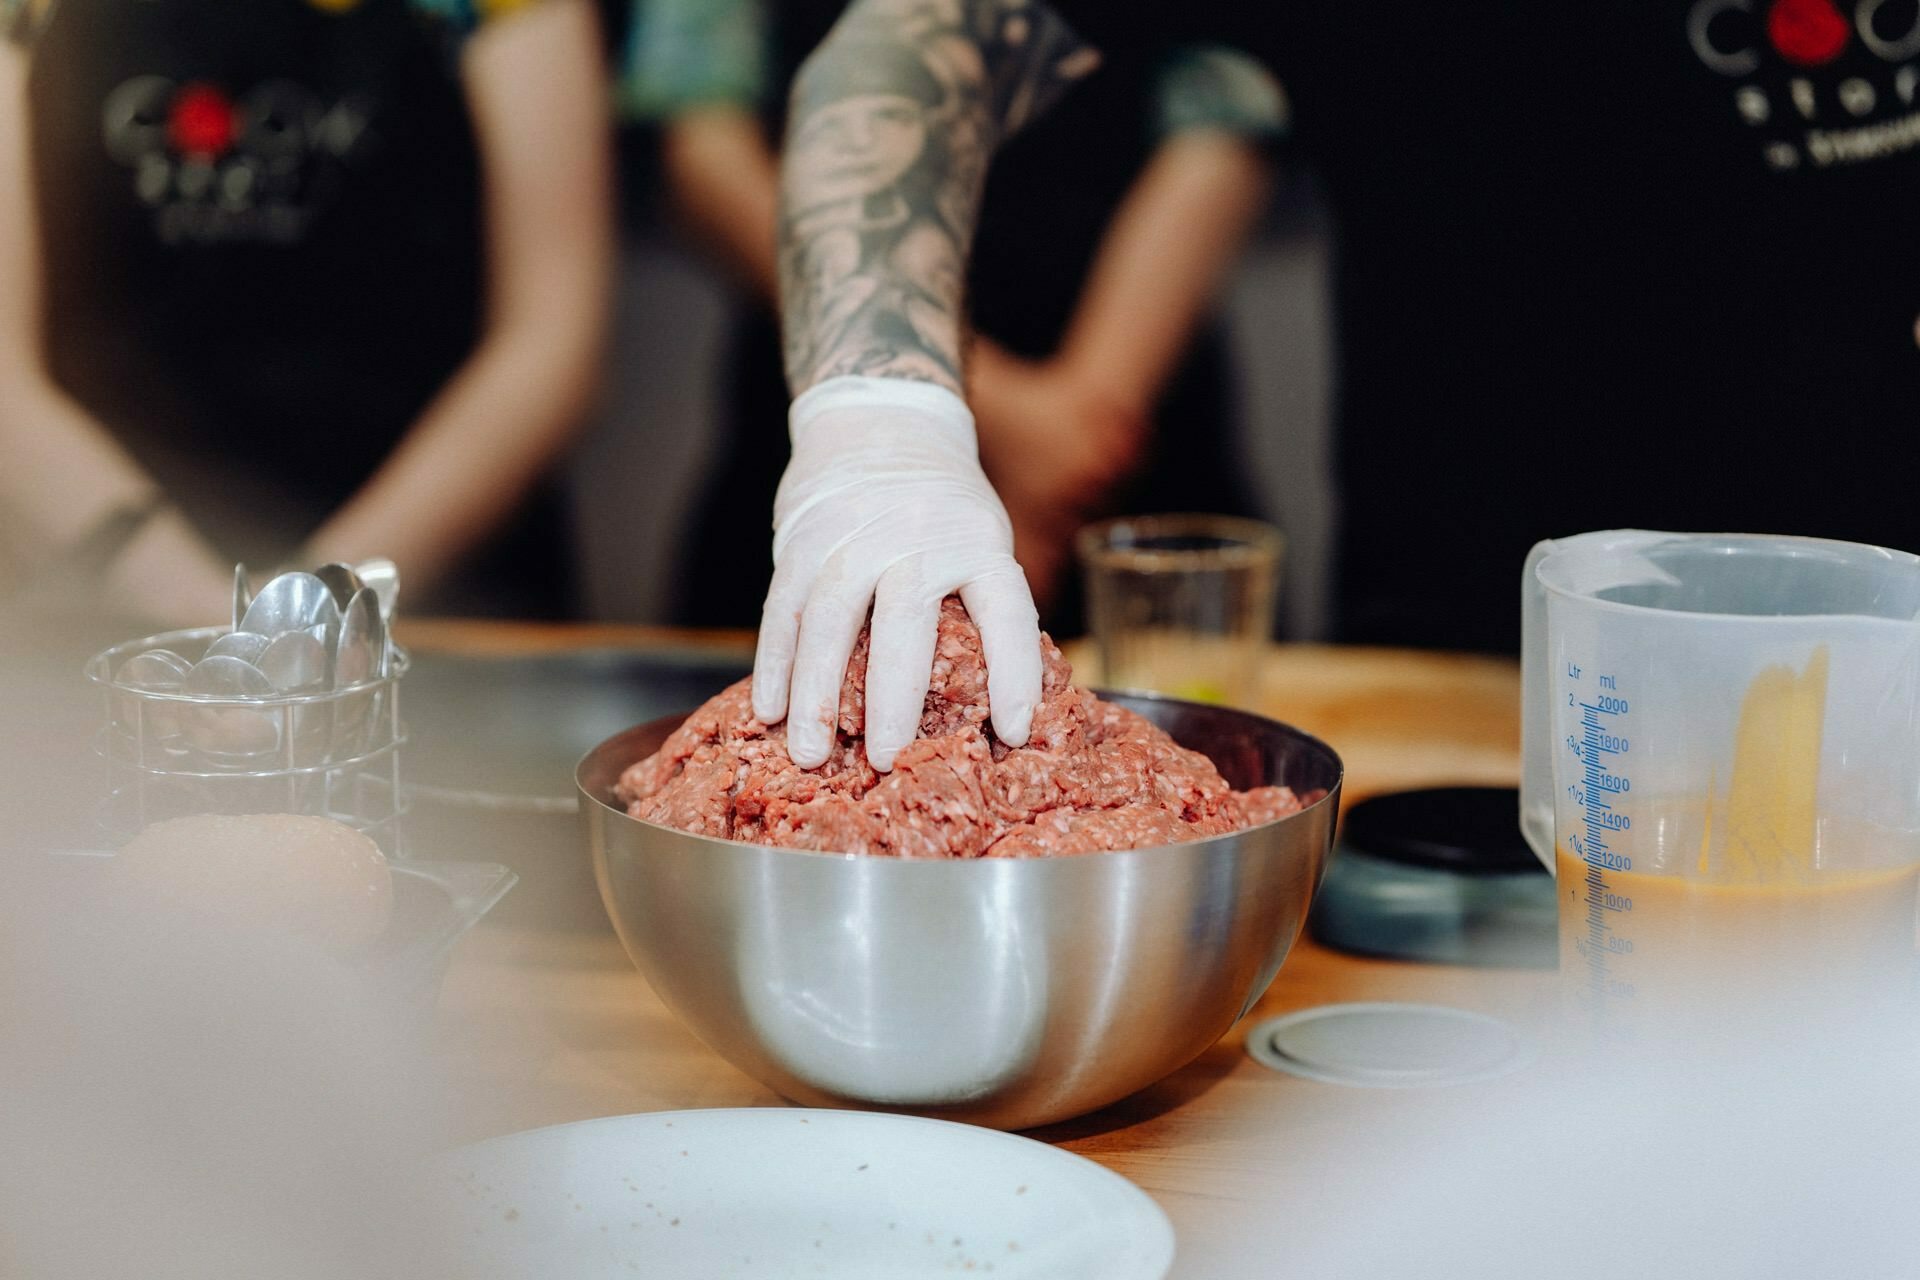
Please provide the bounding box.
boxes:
[168,83,236,158]
[1767,0,1850,66]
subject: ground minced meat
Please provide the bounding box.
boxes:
[618,599,1312,857]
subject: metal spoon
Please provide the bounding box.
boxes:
[240,571,340,640]
[115,649,192,690]
[183,655,274,698]
[354,558,399,622]
[113,650,194,755]
[231,564,251,633]
[334,588,383,689]
[366,593,390,678]
[181,656,280,759]
[258,629,330,692]
[325,588,391,759]
[314,562,365,612]
[204,631,271,665]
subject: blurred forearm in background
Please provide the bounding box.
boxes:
[972,43,1288,606]
[302,0,615,596]
[662,105,782,303]
[0,44,234,624]
[634,0,779,300]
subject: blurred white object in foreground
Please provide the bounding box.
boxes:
[0,862,437,1279]
[1269,1009,1920,1279]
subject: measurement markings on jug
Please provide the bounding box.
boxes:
[1570,668,1635,1010]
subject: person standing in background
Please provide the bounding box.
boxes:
[0,0,614,624]
[630,0,1287,628]
[1256,1,1920,651]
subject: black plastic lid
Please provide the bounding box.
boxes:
[1338,786,1542,876]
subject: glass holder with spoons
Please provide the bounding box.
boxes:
[83,560,409,854]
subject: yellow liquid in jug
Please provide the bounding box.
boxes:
[1555,848,1920,1008]
[1558,646,1920,1027]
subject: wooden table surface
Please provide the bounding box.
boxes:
[405,622,1555,1275]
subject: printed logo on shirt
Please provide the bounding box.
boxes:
[1688,0,1920,169]
[101,76,373,245]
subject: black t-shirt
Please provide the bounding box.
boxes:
[1011,1,1920,650]
[13,0,491,517]
[1225,2,1920,650]
[9,0,576,614]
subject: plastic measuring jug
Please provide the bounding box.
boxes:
[1521,531,1920,1034]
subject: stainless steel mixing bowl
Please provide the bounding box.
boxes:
[577,693,1342,1130]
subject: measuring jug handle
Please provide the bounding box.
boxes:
[1520,539,1559,872]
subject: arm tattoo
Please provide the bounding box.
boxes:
[777,0,1096,395]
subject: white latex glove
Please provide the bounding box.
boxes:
[752,375,1044,772]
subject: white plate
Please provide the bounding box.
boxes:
[424,1108,1174,1279]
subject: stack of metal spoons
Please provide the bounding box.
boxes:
[118,560,397,701]
[107,559,401,766]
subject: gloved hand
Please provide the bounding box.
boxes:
[752,375,1044,772]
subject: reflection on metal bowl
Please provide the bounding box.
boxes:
[577,693,1342,1130]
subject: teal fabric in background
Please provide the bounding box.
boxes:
[614,0,1284,146]
[1,0,46,43]
[620,0,769,120]
[1152,43,1290,143]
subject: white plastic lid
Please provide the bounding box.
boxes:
[1246,1002,1529,1088]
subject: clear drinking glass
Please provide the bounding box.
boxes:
[1076,514,1284,708]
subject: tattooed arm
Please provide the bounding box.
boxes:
[757,1,1093,769]
[776,0,1095,394]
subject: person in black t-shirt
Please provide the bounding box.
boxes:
[0,0,614,623]
[1254,1,1920,651]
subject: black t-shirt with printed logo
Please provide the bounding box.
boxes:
[1069,1,1920,651]
[1310,3,1920,650]
[7,0,574,616]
